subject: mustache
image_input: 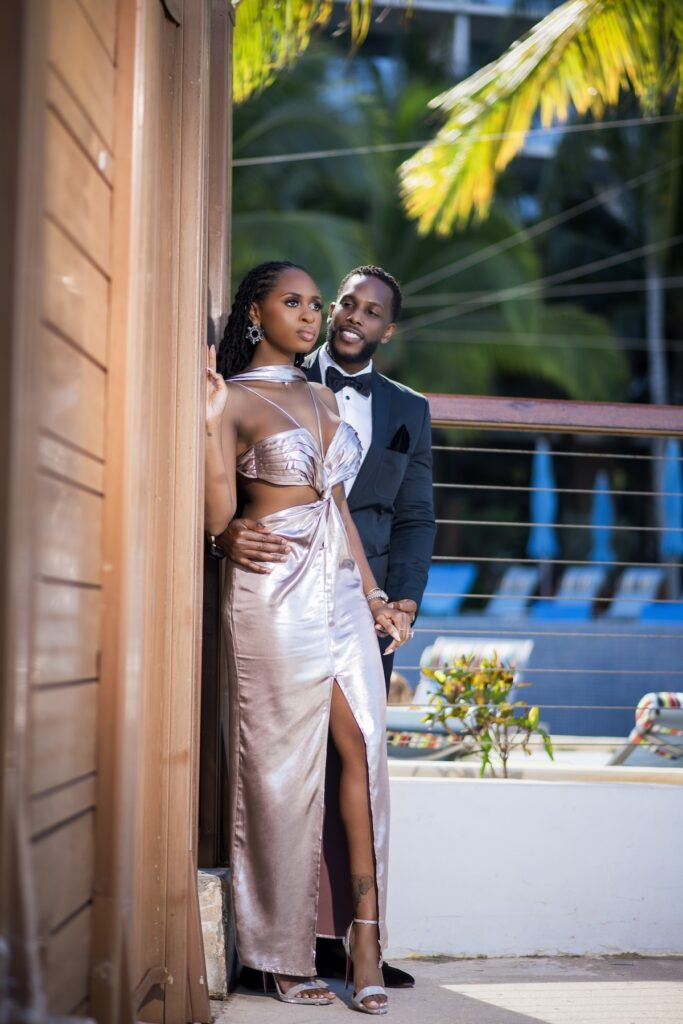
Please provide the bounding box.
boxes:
[327,321,365,342]
[326,322,379,363]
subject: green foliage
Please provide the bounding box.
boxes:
[391,206,629,400]
[422,652,554,778]
[232,47,629,400]
[232,210,373,299]
[232,0,373,103]
[400,0,683,232]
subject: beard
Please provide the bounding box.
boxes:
[326,321,381,365]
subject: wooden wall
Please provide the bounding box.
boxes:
[21,0,116,1015]
[2,0,232,1020]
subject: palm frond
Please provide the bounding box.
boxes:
[399,0,683,234]
[232,0,373,104]
[662,2,683,110]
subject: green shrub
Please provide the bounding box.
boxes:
[422,652,554,778]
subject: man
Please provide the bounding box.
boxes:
[221,265,436,987]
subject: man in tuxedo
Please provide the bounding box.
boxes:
[224,265,435,690]
[220,266,435,987]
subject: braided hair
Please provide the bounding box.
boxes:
[217,261,308,378]
[337,265,403,321]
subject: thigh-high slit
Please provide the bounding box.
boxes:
[222,496,389,975]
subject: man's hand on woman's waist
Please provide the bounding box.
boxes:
[217,518,290,573]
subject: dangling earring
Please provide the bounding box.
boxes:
[246,322,265,345]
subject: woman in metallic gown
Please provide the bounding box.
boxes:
[204,262,412,1014]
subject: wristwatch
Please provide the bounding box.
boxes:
[365,587,388,604]
[206,533,226,561]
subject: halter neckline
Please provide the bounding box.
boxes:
[230,364,307,384]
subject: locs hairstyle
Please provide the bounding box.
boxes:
[337,264,403,321]
[217,261,308,379]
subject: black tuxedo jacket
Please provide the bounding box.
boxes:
[304,348,435,609]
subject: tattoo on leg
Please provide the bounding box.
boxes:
[352,874,375,910]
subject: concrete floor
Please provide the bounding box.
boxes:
[211,955,683,1024]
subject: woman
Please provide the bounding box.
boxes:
[205,261,412,1014]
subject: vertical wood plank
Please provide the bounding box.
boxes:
[1,1,49,1016]
[44,110,112,274]
[46,67,115,185]
[31,811,94,935]
[38,432,105,495]
[33,580,101,684]
[29,683,98,795]
[30,774,96,836]
[44,905,91,1015]
[41,327,106,457]
[43,218,109,366]
[91,1,164,1021]
[36,474,103,584]
[132,7,179,1019]
[163,1,211,1018]
[77,0,117,61]
[47,0,115,148]
[198,0,234,870]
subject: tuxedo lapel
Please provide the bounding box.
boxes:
[305,353,395,505]
[303,348,323,384]
[347,372,394,505]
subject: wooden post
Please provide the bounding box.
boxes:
[93,0,213,1020]
[198,0,234,871]
[0,1,47,1017]
[163,0,212,1018]
[89,0,140,1018]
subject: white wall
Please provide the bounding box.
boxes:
[386,777,683,957]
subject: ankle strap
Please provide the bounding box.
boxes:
[353,918,378,925]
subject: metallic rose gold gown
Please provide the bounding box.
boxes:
[222,365,389,976]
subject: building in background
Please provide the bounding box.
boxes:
[352,0,561,78]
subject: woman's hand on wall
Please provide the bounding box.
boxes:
[206,344,229,428]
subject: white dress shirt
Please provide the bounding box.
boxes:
[319,344,373,496]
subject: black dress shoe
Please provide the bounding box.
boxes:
[315,937,415,988]
[238,964,262,991]
[381,961,415,988]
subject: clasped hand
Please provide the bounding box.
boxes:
[367,600,414,655]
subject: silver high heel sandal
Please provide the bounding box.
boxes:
[343,918,388,1015]
[262,971,335,1005]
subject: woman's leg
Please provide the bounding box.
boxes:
[329,681,387,1011]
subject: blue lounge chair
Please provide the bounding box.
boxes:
[485,565,540,618]
[530,566,608,620]
[606,567,665,618]
[639,599,683,621]
[419,562,477,616]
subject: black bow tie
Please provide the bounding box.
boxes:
[325,365,372,397]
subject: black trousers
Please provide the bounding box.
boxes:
[379,634,393,693]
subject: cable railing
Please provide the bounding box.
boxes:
[389,393,683,771]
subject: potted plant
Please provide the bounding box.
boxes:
[421,652,554,778]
